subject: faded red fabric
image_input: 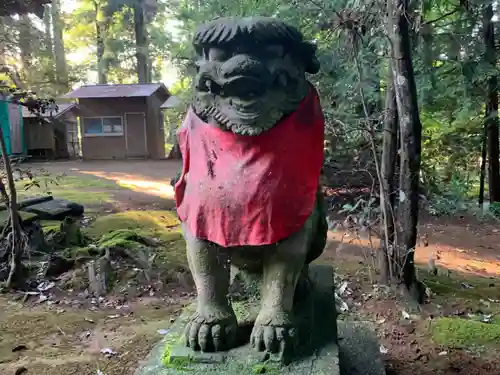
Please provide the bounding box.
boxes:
[174,87,324,247]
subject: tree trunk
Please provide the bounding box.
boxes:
[19,15,32,83]
[479,122,488,206]
[51,0,69,93]
[483,3,500,203]
[421,23,435,107]
[43,4,55,82]
[379,68,398,285]
[388,0,424,302]
[96,21,107,84]
[134,0,149,83]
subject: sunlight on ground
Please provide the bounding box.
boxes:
[328,231,500,277]
[78,170,175,199]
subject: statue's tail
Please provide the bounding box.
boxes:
[306,187,328,264]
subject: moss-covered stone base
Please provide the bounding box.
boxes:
[135,265,339,375]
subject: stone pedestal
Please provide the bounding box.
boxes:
[135,265,385,375]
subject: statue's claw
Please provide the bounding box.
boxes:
[250,312,296,354]
[184,306,238,352]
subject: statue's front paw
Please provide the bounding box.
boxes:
[250,313,296,354]
[185,306,238,352]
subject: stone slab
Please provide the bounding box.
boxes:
[0,210,39,229]
[135,264,339,375]
[22,198,84,220]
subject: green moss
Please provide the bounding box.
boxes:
[84,210,180,239]
[161,331,192,371]
[422,270,499,301]
[430,317,500,348]
[84,211,188,269]
[252,362,280,374]
[41,220,63,234]
[97,229,147,249]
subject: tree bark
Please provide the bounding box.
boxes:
[379,68,398,285]
[51,0,69,93]
[479,123,488,206]
[43,5,55,82]
[19,15,32,83]
[483,2,500,203]
[388,0,424,301]
[134,0,149,84]
[94,1,108,84]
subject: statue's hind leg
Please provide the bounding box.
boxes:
[250,215,313,354]
[182,224,238,352]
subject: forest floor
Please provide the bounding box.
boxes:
[0,160,499,375]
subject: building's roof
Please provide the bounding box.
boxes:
[22,103,78,119]
[62,83,170,99]
[160,95,182,109]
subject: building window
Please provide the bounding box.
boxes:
[82,117,123,136]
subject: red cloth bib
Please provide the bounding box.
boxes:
[175,87,324,247]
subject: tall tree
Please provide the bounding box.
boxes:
[388,0,425,302]
[51,0,69,92]
[483,1,500,203]
[18,15,33,83]
[43,4,55,82]
[134,0,149,83]
[95,0,109,84]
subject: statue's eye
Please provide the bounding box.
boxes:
[208,48,228,61]
[265,45,285,58]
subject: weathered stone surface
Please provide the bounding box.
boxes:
[135,265,339,375]
[0,210,39,229]
[22,198,84,220]
[337,320,386,375]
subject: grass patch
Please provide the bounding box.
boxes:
[16,175,119,205]
[430,317,500,348]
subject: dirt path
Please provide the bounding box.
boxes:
[24,159,182,211]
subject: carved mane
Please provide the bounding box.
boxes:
[193,17,320,74]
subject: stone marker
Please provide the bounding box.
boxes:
[136,16,386,375]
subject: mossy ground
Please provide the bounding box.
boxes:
[422,270,498,302]
[16,174,123,205]
[0,297,184,375]
[430,317,500,348]
[84,210,187,269]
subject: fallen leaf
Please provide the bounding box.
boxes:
[338,281,348,296]
[37,281,55,292]
[15,367,28,375]
[100,348,116,358]
[12,345,28,352]
[438,351,447,356]
[157,329,170,335]
[379,345,389,354]
[402,310,410,320]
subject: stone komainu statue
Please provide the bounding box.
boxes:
[173,16,328,355]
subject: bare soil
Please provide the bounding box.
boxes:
[2,160,499,375]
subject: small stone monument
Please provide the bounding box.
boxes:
[136,16,386,375]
